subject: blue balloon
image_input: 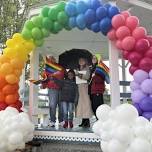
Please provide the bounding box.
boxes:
[108,6,120,18]
[85,9,96,25]
[91,22,100,33]
[103,3,111,10]
[69,17,76,28]
[96,6,108,21]
[100,17,112,35]
[76,1,88,14]
[139,97,152,112]
[76,14,86,30]
[65,2,77,17]
[90,0,101,10]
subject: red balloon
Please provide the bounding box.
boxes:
[122,36,136,51]
[107,29,117,41]
[132,27,147,40]
[128,52,142,66]
[116,26,131,40]
[126,16,139,31]
[135,39,150,54]
[139,57,152,72]
[129,65,139,75]
[122,51,130,60]
[116,40,122,50]
[121,11,130,19]
[147,36,152,46]
[112,14,125,29]
[0,103,7,111]
[145,47,152,58]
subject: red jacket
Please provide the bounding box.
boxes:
[42,70,65,90]
[91,74,105,94]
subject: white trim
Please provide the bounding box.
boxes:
[34,130,100,143]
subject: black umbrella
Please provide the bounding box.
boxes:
[59,49,93,69]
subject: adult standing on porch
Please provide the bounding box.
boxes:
[76,58,93,128]
[41,56,64,127]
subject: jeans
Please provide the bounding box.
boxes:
[48,89,63,123]
[62,102,74,121]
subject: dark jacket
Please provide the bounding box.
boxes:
[54,78,78,103]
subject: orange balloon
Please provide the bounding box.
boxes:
[3,48,16,58]
[14,69,22,77]
[5,74,19,84]
[0,55,9,63]
[0,63,13,75]
[0,75,7,89]
[14,92,19,101]
[0,92,5,103]
[10,58,24,69]
[2,84,18,95]
[5,94,16,105]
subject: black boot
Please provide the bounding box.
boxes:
[83,119,90,128]
[79,119,85,127]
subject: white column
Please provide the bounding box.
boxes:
[29,49,39,122]
[109,41,120,108]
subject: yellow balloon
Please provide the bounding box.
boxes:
[15,51,28,62]
[6,39,15,48]
[3,48,16,58]
[0,63,13,75]
[25,41,35,53]
[5,74,19,84]
[11,58,24,69]
[13,33,24,42]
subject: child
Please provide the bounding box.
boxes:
[54,69,78,128]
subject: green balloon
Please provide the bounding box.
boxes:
[31,16,43,28]
[57,11,69,25]
[32,27,43,40]
[24,20,35,30]
[42,28,50,37]
[56,1,66,11]
[53,22,63,33]
[21,28,32,40]
[41,6,50,17]
[42,17,53,30]
[34,39,44,47]
[48,7,59,21]
[64,25,72,31]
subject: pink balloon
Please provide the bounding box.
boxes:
[112,14,125,29]
[129,65,139,75]
[126,16,139,31]
[122,36,136,51]
[115,40,122,50]
[116,26,131,40]
[132,27,147,40]
[107,29,117,41]
[145,47,152,58]
[135,39,150,54]
[147,36,152,46]
[121,11,131,19]
[139,57,152,72]
[122,51,130,60]
[128,52,142,66]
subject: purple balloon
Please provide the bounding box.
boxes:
[142,112,152,120]
[141,79,152,94]
[149,70,152,79]
[133,69,149,84]
[139,97,152,112]
[133,103,143,116]
[131,89,147,103]
[130,81,140,91]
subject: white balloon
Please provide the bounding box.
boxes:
[108,139,126,152]
[145,123,152,139]
[116,104,138,125]
[96,104,111,121]
[102,119,113,131]
[100,131,111,141]
[135,116,149,127]
[133,126,148,139]
[8,132,23,145]
[100,141,108,152]
[92,121,103,136]
[130,138,151,152]
[115,125,133,145]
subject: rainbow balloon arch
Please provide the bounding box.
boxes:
[1,0,152,120]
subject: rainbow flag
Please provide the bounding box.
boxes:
[95,61,110,84]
